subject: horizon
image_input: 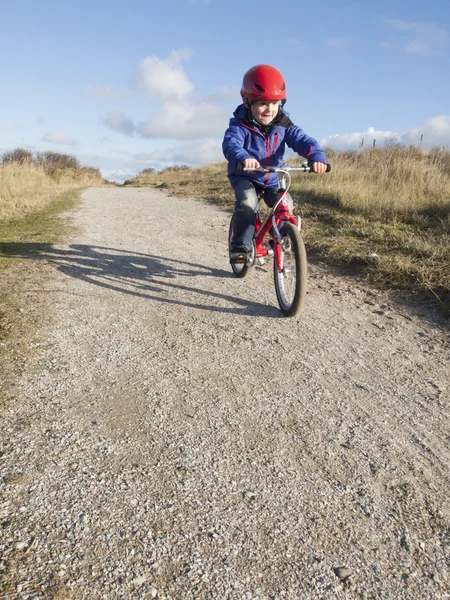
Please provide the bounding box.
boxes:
[1,0,449,182]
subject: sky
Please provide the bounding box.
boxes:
[1,0,449,182]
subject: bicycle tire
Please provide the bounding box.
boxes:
[273,222,307,316]
[228,214,249,278]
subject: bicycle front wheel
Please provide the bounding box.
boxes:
[273,222,307,316]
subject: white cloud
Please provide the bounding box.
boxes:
[138,101,228,140]
[401,115,450,147]
[82,85,133,101]
[73,152,142,183]
[131,49,229,139]
[109,168,136,183]
[386,20,448,55]
[101,111,136,136]
[321,126,395,150]
[129,139,223,168]
[380,41,391,51]
[41,129,79,146]
[135,48,193,100]
[325,38,348,48]
[405,40,430,55]
[320,115,450,150]
[98,50,230,142]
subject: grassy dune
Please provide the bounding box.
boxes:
[126,147,450,314]
[0,157,104,221]
[0,150,106,380]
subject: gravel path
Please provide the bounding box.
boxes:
[1,187,449,600]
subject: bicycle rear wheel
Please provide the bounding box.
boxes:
[228,214,249,278]
[273,222,307,316]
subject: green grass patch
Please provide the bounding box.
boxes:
[0,188,81,405]
[0,188,79,258]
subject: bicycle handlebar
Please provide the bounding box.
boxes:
[241,163,331,173]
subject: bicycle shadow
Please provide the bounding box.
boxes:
[0,242,280,317]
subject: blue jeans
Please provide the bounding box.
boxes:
[231,180,278,249]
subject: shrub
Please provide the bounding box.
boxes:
[160,165,191,173]
[1,148,33,165]
[36,151,81,172]
[0,148,105,221]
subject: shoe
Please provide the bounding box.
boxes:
[230,243,249,263]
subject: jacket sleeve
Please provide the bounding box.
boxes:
[284,126,327,164]
[222,122,254,164]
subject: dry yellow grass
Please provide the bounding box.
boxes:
[291,146,450,214]
[0,161,104,221]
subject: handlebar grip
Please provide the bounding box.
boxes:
[307,163,331,173]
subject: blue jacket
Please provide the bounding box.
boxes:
[223,104,327,188]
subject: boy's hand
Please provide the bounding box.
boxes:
[312,162,327,173]
[243,158,261,169]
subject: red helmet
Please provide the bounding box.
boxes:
[241,64,287,106]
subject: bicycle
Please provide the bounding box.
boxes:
[228,163,331,317]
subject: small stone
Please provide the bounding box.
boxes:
[149,586,158,598]
[400,532,410,551]
[16,541,28,550]
[333,567,352,581]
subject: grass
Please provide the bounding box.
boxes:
[125,147,450,315]
[0,149,105,377]
[0,160,104,221]
[0,188,82,411]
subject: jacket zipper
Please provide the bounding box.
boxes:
[265,138,270,183]
[273,132,279,154]
[239,121,278,184]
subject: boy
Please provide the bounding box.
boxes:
[222,64,328,262]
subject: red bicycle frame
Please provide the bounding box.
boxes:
[242,163,330,269]
[253,189,298,271]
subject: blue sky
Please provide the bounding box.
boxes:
[1,0,449,181]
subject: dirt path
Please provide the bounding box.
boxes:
[1,187,449,600]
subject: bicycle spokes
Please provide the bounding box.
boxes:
[274,223,307,317]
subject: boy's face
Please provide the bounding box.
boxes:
[250,100,279,125]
